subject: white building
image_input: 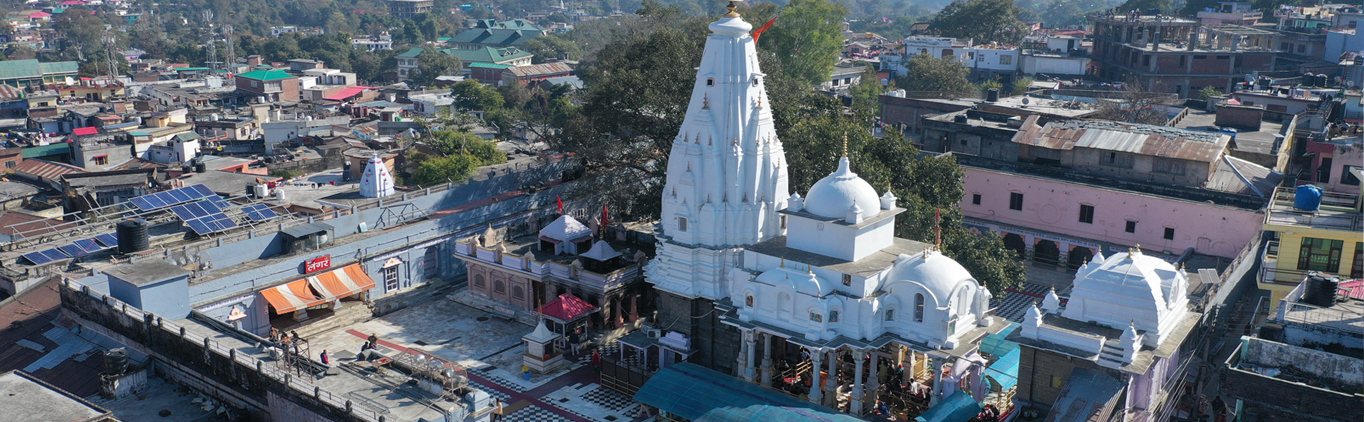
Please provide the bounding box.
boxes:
[644,8,1012,419]
[892,36,1021,83]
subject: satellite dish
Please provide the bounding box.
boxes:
[1022,97,1031,105]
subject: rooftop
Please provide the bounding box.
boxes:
[103,260,190,286]
[236,69,296,81]
[1170,109,1287,157]
[0,371,110,422]
[746,236,932,277]
[1013,119,1231,163]
[1264,186,1362,232]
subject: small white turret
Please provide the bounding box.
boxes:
[788,193,804,212]
[1022,302,1044,339]
[846,202,863,224]
[359,153,394,198]
[1122,322,1141,363]
[879,191,897,210]
[1042,288,1061,314]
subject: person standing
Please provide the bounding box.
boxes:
[491,398,504,421]
[368,333,379,348]
[567,329,581,356]
[591,350,602,374]
[321,350,330,365]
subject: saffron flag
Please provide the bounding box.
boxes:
[601,204,610,228]
[752,17,777,42]
[557,195,563,214]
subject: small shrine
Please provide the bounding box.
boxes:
[522,319,566,374]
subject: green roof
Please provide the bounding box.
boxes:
[236,69,295,81]
[467,63,511,69]
[443,47,531,65]
[397,47,424,58]
[634,363,864,422]
[38,61,78,75]
[22,143,70,158]
[449,27,542,47]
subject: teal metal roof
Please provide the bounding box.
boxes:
[978,322,1019,357]
[236,70,295,81]
[449,27,541,46]
[38,61,78,75]
[444,47,531,65]
[397,47,424,58]
[913,391,980,422]
[468,62,511,69]
[983,348,1019,392]
[0,60,43,80]
[634,362,863,422]
[21,143,70,158]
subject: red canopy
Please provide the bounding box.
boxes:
[537,293,597,322]
[72,127,98,136]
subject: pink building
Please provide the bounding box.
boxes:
[960,165,1267,265]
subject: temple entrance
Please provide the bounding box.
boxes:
[1034,240,1060,266]
[1002,233,1026,259]
[1068,246,1094,270]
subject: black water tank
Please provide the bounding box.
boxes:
[195,161,208,173]
[986,88,1000,102]
[1315,74,1328,88]
[1302,274,1339,307]
[954,114,969,123]
[105,347,128,375]
[116,219,149,254]
[246,184,256,199]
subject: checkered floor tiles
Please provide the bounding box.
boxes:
[993,282,1051,322]
[579,386,635,412]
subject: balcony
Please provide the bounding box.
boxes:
[1263,187,1363,233]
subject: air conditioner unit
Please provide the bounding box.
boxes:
[645,328,662,338]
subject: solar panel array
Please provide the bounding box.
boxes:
[23,237,115,265]
[241,204,279,222]
[170,200,238,235]
[128,184,215,211]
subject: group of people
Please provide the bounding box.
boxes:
[269,328,305,356]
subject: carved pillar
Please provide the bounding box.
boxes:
[744,330,758,383]
[808,347,824,404]
[867,349,880,415]
[736,329,750,379]
[759,333,774,387]
[824,349,839,408]
[851,351,866,416]
[930,358,945,407]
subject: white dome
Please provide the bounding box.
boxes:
[804,157,880,220]
[1067,250,1188,337]
[885,250,976,307]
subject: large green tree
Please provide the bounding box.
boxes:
[931,0,1027,45]
[897,54,977,95]
[409,49,462,88]
[756,0,848,87]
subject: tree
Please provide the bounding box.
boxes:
[410,130,507,186]
[450,79,506,112]
[409,49,462,88]
[412,154,483,186]
[848,65,885,119]
[1088,79,1178,125]
[897,54,976,95]
[1196,86,1222,101]
[1117,0,1171,13]
[755,0,848,87]
[1011,77,1034,95]
[931,0,1027,45]
[979,77,1003,96]
[523,34,584,63]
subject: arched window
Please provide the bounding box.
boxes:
[745,294,754,307]
[474,274,485,288]
[493,280,505,294]
[914,293,925,322]
[829,310,839,323]
[512,286,524,299]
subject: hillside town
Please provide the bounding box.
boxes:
[0,0,1359,422]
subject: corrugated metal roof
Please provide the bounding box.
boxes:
[1011,120,1229,163]
[635,362,863,422]
[507,62,572,77]
[15,158,85,180]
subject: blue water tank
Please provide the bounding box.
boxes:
[1294,185,1323,211]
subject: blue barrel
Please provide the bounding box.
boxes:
[1294,185,1322,211]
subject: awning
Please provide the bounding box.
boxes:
[634,362,863,422]
[984,348,1020,392]
[259,280,323,314]
[305,264,376,301]
[914,391,981,422]
[538,293,597,322]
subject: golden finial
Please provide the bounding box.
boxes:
[842,132,849,157]
[722,0,742,17]
[702,93,709,110]
[780,256,785,268]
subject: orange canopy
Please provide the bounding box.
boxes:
[306,264,377,301]
[259,280,323,314]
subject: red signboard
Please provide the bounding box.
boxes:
[305,255,331,273]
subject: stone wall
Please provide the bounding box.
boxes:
[1220,338,1363,422]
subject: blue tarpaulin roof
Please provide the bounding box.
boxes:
[978,323,1019,357]
[914,390,981,422]
[984,348,1020,392]
[634,362,863,422]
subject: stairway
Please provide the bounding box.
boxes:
[292,303,374,339]
[1098,338,1128,367]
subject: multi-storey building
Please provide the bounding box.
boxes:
[1092,14,1277,97]
[387,0,432,19]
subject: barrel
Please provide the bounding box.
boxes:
[1293,185,1323,211]
[105,347,129,375]
[1302,274,1339,307]
[116,219,150,254]
[195,161,208,173]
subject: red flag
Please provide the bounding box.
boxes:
[601,204,610,227]
[752,17,777,43]
[557,195,563,214]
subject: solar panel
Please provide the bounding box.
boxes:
[127,184,217,211]
[22,251,53,265]
[171,204,197,221]
[206,196,230,210]
[187,219,212,235]
[242,204,279,221]
[185,210,238,236]
[94,233,119,247]
[58,244,85,257]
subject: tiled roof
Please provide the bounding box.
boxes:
[0,84,23,100]
[537,293,596,322]
[468,63,511,69]
[444,47,532,65]
[0,60,42,80]
[236,69,296,81]
[449,27,542,46]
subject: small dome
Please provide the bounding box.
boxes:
[803,157,880,220]
[756,267,833,297]
[885,250,976,307]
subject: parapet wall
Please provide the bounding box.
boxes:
[59,278,386,422]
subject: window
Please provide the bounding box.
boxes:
[1125,220,1137,233]
[829,311,839,322]
[1298,237,1343,273]
[1317,157,1333,183]
[999,55,1012,65]
[383,266,399,291]
[914,293,925,322]
[746,294,754,307]
[1153,157,1187,175]
[1280,42,1290,51]
[1142,55,1150,66]
[512,286,524,299]
[972,194,981,205]
[942,49,954,57]
[1194,55,1208,59]
[885,309,895,321]
[1164,227,1175,240]
[474,274,485,288]
[810,312,823,322]
[1079,204,1094,224]
[1100,151,1133,168]
[780,215,787,229]
[1343,165,1361,186]
[752,78,760,86]
[250,80,258,87]
[1216,55,1229,60]
[706,78,714,86]
[4,160,14,169]
[1009,192,1024,211]
[1052,375,1065,388]
[677,217,687,232]
[1297,44,1305,53]
[842,274,852,286]
[93,155,108,166]
[966,52,975,60]
[1179,55,1186,66]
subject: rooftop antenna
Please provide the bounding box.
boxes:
[934,208,942,250]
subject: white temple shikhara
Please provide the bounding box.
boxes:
[644,3,1012,418]
[359,153,395,198]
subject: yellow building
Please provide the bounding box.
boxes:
[1260,186,1363,310]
